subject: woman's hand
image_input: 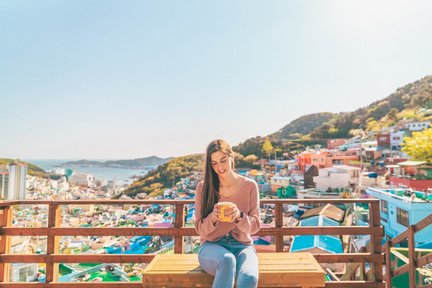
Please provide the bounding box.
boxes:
[211,205,221,224]
[212,202,242,223]
[224,204,241,223]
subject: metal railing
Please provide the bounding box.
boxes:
[0,199,385,288]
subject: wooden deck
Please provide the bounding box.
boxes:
[142,253,326,288]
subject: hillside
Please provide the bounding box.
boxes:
[310,75,432,139]
[233,136,267,158]
[235,75,432,154]
[271,112,335,140]
[63,156,172,168]
[233,113,335,158]
[0,158,49,178]
[122,154,204,198]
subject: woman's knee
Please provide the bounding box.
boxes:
[218,253,236,269]
[237,273,258,287]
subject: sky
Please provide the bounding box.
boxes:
[1,0,432,159]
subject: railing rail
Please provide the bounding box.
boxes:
[385,213,432,288]
[0,199,385,288]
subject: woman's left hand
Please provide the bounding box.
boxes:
[225,204,241,223]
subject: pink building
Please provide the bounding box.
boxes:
[296,149,359,173]
[327,139,348,149]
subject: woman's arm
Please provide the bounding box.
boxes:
[235,180,261,234]
[194,181,219,236]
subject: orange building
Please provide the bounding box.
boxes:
[326,150,359,167]
[296,151,327,172]
[296,149,359,172]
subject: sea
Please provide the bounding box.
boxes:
[27,159,148,183]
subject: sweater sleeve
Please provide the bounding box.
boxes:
[235,180,261,234]
[194,181,218,236]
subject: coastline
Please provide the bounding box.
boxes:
[27,159,149,182]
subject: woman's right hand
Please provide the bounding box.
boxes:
[211,205,221,224]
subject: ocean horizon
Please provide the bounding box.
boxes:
[27,159,148,183]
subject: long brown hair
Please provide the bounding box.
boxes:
[201,139,235,222]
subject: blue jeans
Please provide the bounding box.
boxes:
[198,234,258,288]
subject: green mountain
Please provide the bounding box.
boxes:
[0,158,48,178]
[232,113,333,159]
[233,136,267,158]
[235,75,432,154]
[63,156,172,168]
[271,112,335,141]
[123,154,204,198]
[310,75,432,139]
[232,113,335,158]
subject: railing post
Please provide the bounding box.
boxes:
[46,204,61,283]
[0,205,12,282]
[275,202,283,252]
[369,200,384,284]
[385,240,393,288]
[407,225,416,288]
[174,203,184,254]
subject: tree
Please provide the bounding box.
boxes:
[387,108,399,121]
[366,119,381,132]
[233,137,265,158]
[244,154,258,164]
[274,147,282,160]
[402,128,432,162]
[262,139,273,160]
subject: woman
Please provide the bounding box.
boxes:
[195,139,261,288]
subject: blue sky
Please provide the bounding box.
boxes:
[1,0,432,159]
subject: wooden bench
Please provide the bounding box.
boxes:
[142,252,326,287]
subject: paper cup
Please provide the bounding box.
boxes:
[215,202,235,222]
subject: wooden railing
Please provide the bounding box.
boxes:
[0,199,385,288]
[385,213,432,288]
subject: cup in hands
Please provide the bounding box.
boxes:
[214,202,237,222]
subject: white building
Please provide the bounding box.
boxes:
[0,169,9,200]
[390,131,405,149]
[313,165,360,191]
[10,263,38,282]
[68,173,95,187]
[358,172,387,188]
[405,121,430,131]
[7,164,27,200]
[51,168,66,175]
[361,140,378,149]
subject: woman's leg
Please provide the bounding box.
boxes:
[198,242,236,288]
[235,246,259,288]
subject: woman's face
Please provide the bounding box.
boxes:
[210,151,232,177]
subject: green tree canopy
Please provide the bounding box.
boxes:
[402,128,432,162]
[262,139,273,157]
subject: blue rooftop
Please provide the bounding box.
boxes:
[299,215,340,227]
[291,215,343,253]
[290,235,343,254]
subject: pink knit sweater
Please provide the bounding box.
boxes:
[194,177,261,245]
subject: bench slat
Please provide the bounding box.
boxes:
[143,252,325,287]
